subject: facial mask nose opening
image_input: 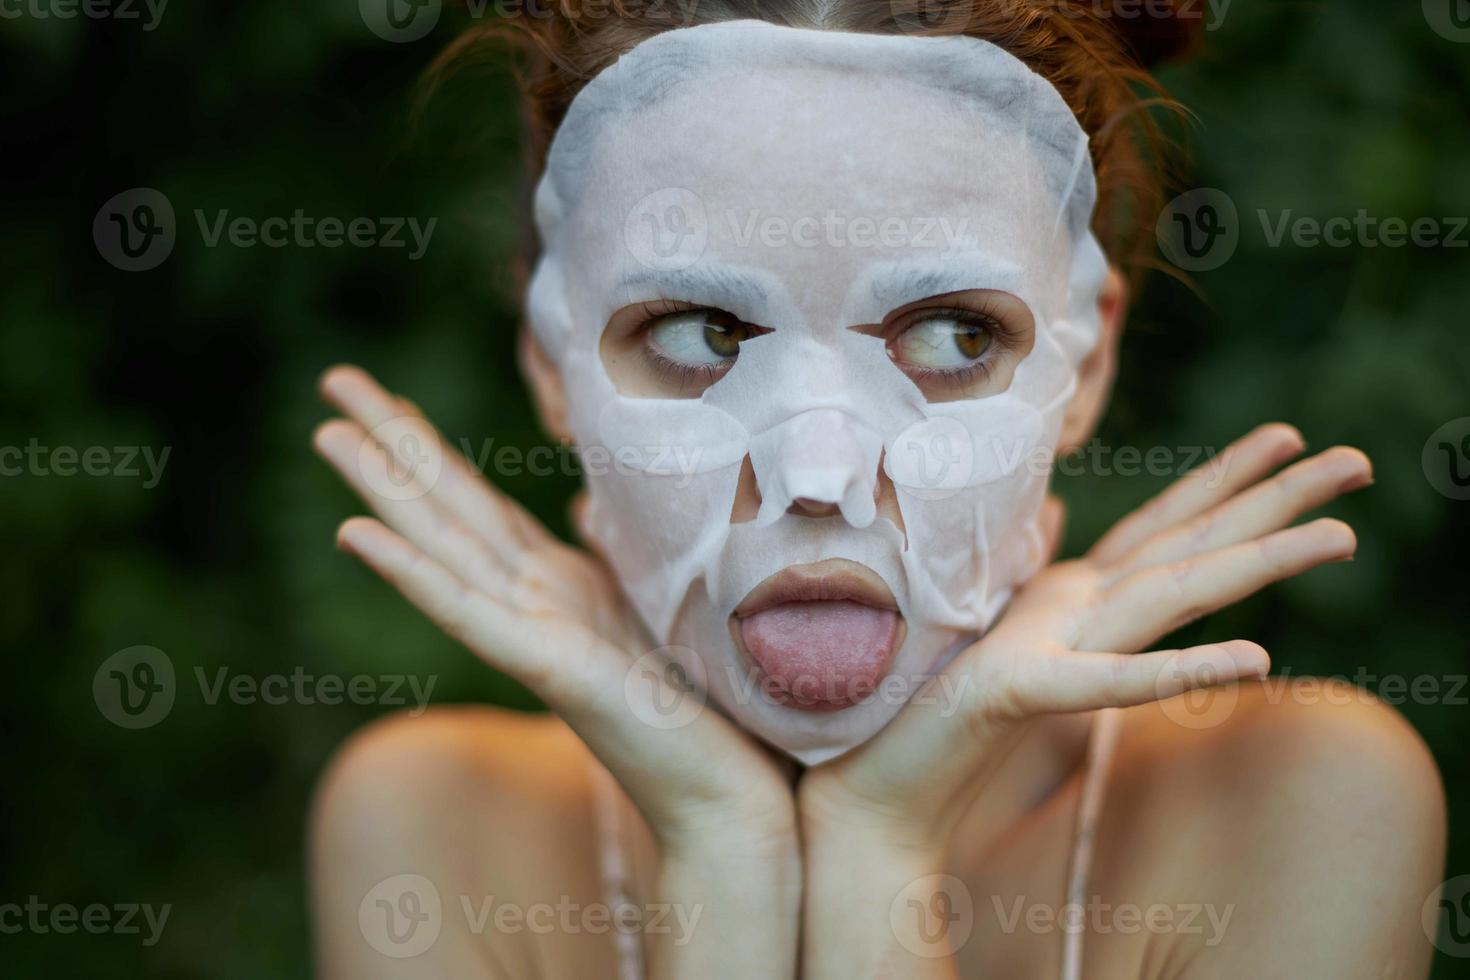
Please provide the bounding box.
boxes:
[749,407,884,529]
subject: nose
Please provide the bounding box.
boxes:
[747,408,884,528]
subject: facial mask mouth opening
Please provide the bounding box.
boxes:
[727,558,909,713]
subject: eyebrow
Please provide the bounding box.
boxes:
[616,265,783,323]
[850,257,1027,316]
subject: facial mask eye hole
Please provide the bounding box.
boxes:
[601,299,769,398]
[892,314,992,368]
[865,289,1036,403]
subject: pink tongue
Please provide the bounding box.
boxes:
[740,600,899,704]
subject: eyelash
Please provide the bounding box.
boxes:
[645,345,729,392]
[632,298,1017,392]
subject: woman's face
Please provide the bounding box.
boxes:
[528,25,1110,761]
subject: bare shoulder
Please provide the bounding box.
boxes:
[309,706,615,978]
[1086,677,1447,979]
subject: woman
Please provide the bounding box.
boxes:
[308,6,1446,978]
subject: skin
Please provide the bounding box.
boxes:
[308,268,1446,979]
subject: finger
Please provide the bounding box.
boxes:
[388,380,555,547]
[1087,423,1306,566]
[334,516,582,695]
[1005,640,1269,717]
[319,364,550,551]
[1088,517,1356,653]
[1106,446,1372,580]
[314,418,516,597]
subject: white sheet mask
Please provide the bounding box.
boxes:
[528,20,1109,763]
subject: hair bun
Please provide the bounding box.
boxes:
[1108,2,1205,67]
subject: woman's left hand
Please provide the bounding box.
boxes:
[797,424,1372,977]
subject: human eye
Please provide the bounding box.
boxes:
[880,291,1034,401]
[891,311,994,369]
[647,307,759,367]
[639,302,766,390]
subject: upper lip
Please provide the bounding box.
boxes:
[734,559,898,618]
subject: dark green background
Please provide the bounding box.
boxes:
[1,1,1467,975]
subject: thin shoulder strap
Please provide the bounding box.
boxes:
[588,760,647,980]
[1060,706,1124,980]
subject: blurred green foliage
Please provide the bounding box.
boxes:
[0,0,1466,976]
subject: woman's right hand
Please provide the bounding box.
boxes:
[313,365,799,979]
